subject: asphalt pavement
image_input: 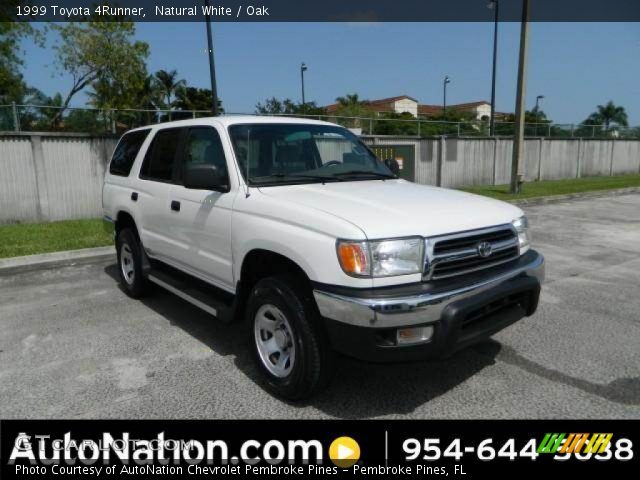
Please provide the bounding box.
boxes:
[1,194,639,419]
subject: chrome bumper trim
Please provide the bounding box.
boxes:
[313,252,544,328]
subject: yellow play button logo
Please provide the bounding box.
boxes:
[329,436,360,468]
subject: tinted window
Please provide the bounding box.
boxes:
[109,129,150,176]
[183,128,228,179]
[228,124,392,186]
[140,128,181,181]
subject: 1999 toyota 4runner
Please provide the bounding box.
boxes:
[103,116,544,399]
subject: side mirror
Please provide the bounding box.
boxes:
[384,158,400,176]
[183,164,229,192]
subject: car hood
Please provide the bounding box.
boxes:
[258,179,523,239]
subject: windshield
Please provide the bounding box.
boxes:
[228,123,395,186]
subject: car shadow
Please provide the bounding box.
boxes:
[104,264,502,418]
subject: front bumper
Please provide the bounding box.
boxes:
[313,249,544,362]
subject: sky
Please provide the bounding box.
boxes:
[19,22,640,124]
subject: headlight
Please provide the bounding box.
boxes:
[512,216,531,253]
[337,237,424,278]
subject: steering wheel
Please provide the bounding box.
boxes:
[322,160,342,168]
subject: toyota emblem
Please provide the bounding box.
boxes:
[477,241,493,258]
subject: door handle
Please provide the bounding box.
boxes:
[131,192,138,202]
[170,200,181,212]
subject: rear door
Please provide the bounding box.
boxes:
[136,127,184,261]
[168,126,235,291]
[103,128,151,220]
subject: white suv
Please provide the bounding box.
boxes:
[103,116,544,399]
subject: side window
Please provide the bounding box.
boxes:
[140,128,182,182]
[183,127,228,180]
[109,129,150,176]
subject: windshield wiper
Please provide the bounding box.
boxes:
[250,173,341,184]
[331,170,396,179]
[290,174,343,182]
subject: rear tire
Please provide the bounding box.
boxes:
[246,275,334,400]
[116,228,148,298]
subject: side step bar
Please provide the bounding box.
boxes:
[146,260,235,322]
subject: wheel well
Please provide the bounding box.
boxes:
[240,249,310,290]
[235,249,312,321]
[115,211,138,238]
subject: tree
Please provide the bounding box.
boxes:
[583,101,628,130]
[64,108,103,133]
[153,69,185,119]
[528,106,549,124]
[334,93,371,118]
[3,86,61,131]
[374,112,418,136]
[255,97,289,114]
[0,22,27,102]
[36,92,63,128]
[87,77,128,110]
[417,109,479,136]
[255,97,324,116]
[504,109,550,124]
[174,86,224,116]
[501,109,552,136]
[331,93,372,130]
[0,13,43,104]
[50,21,149,125]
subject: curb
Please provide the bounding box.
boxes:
[507,186,640,207]
[0,246,115,276]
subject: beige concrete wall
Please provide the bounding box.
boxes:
[363,136,640,188]
[1,133,639,224]
[0,133,118,224]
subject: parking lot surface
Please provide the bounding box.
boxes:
[1,194,639,419]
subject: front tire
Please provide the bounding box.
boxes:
[246,275,334,400]
[116,228,148,298]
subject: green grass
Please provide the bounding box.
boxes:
[461,174,640,201]
[0,218,112,259]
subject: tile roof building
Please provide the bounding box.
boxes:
[325,95,510,120]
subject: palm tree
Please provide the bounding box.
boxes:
[154,69,186,120]
[336,93,367,111]
[585,101,629,130]
[41,93,64,128]
[334,93,371,129]
[135,75,162,124]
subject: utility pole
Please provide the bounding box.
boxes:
[300,62,307,115]
[510,0,530,194]
[488,0,499,136]
[204,0,219,116]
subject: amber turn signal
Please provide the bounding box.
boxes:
[337,241,369,276]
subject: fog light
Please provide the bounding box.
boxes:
[396,326,434,345]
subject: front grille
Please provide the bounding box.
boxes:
[425,225,519,280]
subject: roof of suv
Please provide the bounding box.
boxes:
[127,115,338,133]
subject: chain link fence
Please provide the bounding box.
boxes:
[2,103,639,139]
[0,104,212,135]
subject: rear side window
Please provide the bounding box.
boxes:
[109,129,150,176]
[140,128,182,182]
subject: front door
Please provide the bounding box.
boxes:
[168,126,235,292]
